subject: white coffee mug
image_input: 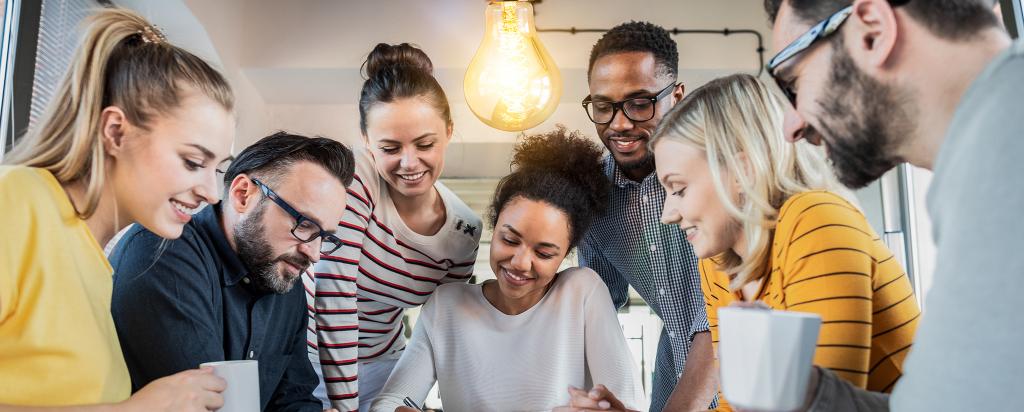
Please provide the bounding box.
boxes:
[718,307,821,411]
[200,360,260,412]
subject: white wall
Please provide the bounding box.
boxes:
[178,0,773,176]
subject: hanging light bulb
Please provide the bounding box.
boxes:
[464,1,562,132]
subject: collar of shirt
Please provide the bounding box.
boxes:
[194,204,253,289]
[605,154,659,190]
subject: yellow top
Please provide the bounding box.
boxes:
[703,191,920,411]
[0,166,130,405]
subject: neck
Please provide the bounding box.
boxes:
[389,184,438,215]
[621,163,654,183]
[899,28,1012,169]
[483,281,548,315]
[65,180,127,247]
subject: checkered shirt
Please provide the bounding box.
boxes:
[578,155,712,412]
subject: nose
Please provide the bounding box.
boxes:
[509,247,532,272]
[608,107,635,133]
[399,149,418,170]
[661,194,682,225]
[298,241,320,264]
[783,106,813,144]
[196,168,221,205]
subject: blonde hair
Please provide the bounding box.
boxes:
[651,74,849,289]
[2,8,234,218]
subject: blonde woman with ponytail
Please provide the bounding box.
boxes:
[649,74,920,410]
[0,8,236,411]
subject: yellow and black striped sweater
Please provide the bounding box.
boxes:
[702,191,920,411]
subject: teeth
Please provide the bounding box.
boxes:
[171,200,198,215]
[399,171,427,181]
[504,268,529,282]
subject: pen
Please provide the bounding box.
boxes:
[402,396,421,410]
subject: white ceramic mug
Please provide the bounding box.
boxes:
[718,307,821,411]
[200,360,260,412]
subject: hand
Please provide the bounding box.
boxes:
[324,409,340,412]
[118,367,226,412]
[553,384,638,412]
[396,407,421,412]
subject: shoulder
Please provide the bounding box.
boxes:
[550,267,605,298]
[348,147,382,206]
[109,219,208,279]
[421,282,477,316]
[776,191,869,235]
[0,166,60,214]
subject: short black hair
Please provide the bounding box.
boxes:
[587,21,679,81]
[765,0,999,41]
[223,131,355,190]
[488,127,610,251]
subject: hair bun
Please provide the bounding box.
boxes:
[362,43,434,80]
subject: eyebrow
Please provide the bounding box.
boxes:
[187,143,216,160]
[502,224,562,250]
[376,133,437,145]
[590,88,660,102]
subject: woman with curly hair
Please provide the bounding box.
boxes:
[369,128,646,412]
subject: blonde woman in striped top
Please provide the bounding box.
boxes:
[643,74,920,411]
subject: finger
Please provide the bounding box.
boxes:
[201,391,224,411]
[198,373,227,392]
[588,384,611,400]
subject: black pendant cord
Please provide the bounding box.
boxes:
[536,26,766,76]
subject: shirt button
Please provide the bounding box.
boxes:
[668,331,676,339]
[242,277,251,284]
[677,373,683,379]
[659,288,666,296]
[642,195,649,203]
[248,350,255,359]
[650,244,657,252]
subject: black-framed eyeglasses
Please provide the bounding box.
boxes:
[582,82,680,124]
[766,0,910,107]
[250,178,343,255]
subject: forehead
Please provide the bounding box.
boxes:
[654,139,706,177]
[498,197,570,246]
[588,51,667,98]
[273,161,347,225]
[771,3,816,54]
[364,98,446,139]
[157,91,235,159]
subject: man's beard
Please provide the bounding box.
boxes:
[816,44,914,189]
[234,201,309,294]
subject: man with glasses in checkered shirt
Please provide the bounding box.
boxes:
[575,22,718,412]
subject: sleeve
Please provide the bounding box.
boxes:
[315,169,375,411]
[368,300,439,412]
[578,232,630,309]
[779,195,875,388]
[109,228,223,391]
[266,290,324,412]
[582,271,647,411]
[808,367,890,412]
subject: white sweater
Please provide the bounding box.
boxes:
[370,267,646,412]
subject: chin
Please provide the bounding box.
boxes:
[145,219,186,240]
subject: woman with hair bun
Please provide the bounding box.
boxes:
[313,43,482,412]
[369,127,645,412]
[0,7,235,412]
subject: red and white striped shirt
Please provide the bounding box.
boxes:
[312,149,481,411]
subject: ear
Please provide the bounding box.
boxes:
[445,124,454,140]
[846,0,900,70]
[670,82,685,105]
[99,106,129,157]
[228,174,260,214]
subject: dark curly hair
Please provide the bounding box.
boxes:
[765,0,998,41]
[488,127,610,250]
[588,21,678,81]
[358,43,451,135]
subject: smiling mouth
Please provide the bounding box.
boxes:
[682,225,697,240]
[171,199,200,215]
[609,136,645,153]
[501,267,535,285]
[397,171,428,182]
